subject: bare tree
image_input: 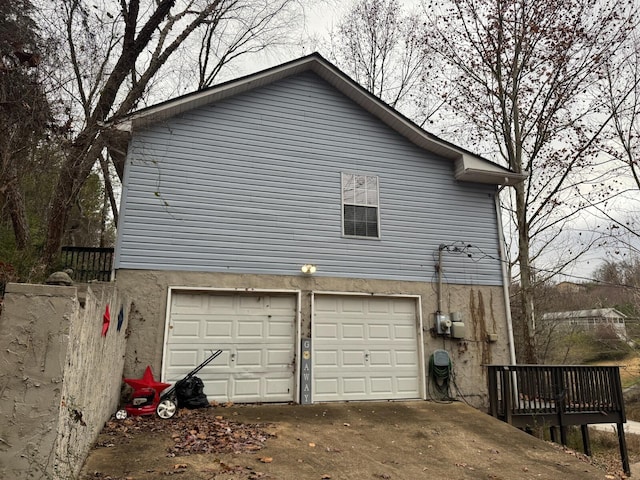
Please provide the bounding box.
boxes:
[0,0,51,251]
[591,35,640,255]
[36,0,309,268]
[325,0,443,125]
[423,0,638,362]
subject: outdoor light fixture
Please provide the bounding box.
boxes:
[301,264,317,275]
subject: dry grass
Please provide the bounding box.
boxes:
[558,427,640,477]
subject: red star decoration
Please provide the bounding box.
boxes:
[123,366,171,395]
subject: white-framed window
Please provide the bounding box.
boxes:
[341,173,379,238]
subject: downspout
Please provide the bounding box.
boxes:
[495,187,517,365]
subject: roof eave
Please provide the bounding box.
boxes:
[455,168,528,186]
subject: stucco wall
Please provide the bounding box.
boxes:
[0,283,129,479]
[116,269,511,408]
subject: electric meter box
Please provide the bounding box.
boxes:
[435,312,452,335]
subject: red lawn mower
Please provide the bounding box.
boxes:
[116,349,223,420]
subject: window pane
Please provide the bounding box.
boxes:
[355,184,367,204]
[343,205,378,237]
[342,174,354,203]
[344,205,355,221]
[366,176,378,204]
[345,222,355,236]
[367,219,378,237]
[366,206,377,222]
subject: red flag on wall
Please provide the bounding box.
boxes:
[102,305,111,337]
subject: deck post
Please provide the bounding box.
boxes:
[488,367,498,418]
[580,425,591,456]
[617,423,630,476]
[552,367,567,444]
[503,368,513,425]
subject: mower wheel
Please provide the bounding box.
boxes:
[115,409,127,420]
[156,399,177,419]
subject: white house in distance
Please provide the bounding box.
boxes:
[541,308,629,341]
[110,53,525,407]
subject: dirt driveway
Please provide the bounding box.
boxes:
[81,401,618,479]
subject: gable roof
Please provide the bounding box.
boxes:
[114,53,526,186]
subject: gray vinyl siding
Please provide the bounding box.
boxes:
[116,72,503,285]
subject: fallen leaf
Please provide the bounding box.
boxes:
[174,463,188,469]
[259,457,273,463]
[309,442,316,447]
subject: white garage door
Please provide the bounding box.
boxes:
[164,292,297,403]
[313,295,422,402]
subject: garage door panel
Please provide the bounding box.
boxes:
[369,351,391,365]
[342,323,365,338]
[236,321,264,338]
[367,299,392,313]
[269,321,295,338]
[370,377,393,393]
[341,298,365,313]
[314,350,338,366]
[166,349,199,368]
[235,349,262,367]
[315,323,338,339]
[269,295,297,310]
[392,299,415,313]
[343,377,366,394]
[315,378,338,395]
[313,295,421,402]
[234,378,261,396]
[397,377,420,394]
[171,320,200,338]
[267,348,294,366]
[173,294,207,310]
[205,320,233,339]
[265,377,293,395]
[342,350,365,366]
[368,324,390,339]
[166,293,296,403]
[394,325,415,339]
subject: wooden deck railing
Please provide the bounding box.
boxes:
[61,246,114,283]
[488,364,629,475]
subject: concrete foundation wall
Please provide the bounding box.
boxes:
[116,270,511,408]
[0,283,129,479]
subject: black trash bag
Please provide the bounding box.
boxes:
[175,376,210,409]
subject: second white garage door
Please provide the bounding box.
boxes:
[312,295,423,402]
[164,291,297,403]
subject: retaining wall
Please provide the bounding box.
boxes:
[0,283,129,479]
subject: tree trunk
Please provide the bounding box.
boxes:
[515,181,537,364]
[3,163,31,251]
[40,134,104,268]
